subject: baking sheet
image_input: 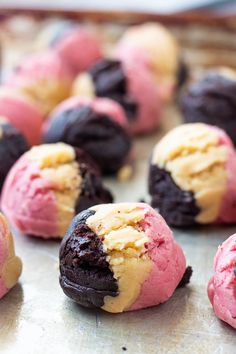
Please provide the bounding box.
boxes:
[1,15,236,354]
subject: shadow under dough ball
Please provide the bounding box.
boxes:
[43,105,132,175]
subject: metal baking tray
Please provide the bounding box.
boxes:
[1,13,236,354]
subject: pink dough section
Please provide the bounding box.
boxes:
[1,156,58,238]
[208,234,236,329]
[7,50,72,86]
[115,43,174,102]
[54,29,102,75]
[122,61,161,135]
[210,126,236,223]
[47,96,128,128]
[0,90,43,145]
[129,204,186,311]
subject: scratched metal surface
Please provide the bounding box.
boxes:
[1,107,236,354]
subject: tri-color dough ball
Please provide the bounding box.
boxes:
[149,123,236,227]
[0,118,28,191]
[208,234,236,329]
[59,203,191,313]
[6,51,73,116]
[1,143,113,239]
[0,213,22,299]
[181,68,236,145]
[115,22,188,101]
[43,97,132,175]
[72,59,161,135]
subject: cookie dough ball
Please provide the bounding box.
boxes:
[1,143,113,239]
[208,234,236,329]
[59,203,191,313]
[72,59,161,135]
[6,51,73,116]
[0,213,22,299]
[37,20,102,75]
[0,88,43,145]
[115,22,187,101]
[0,117,28,191]
[181,68,236,145]
[149,123,236,227]
[43,96,132,175]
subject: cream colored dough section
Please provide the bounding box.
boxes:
[18,78,71,116]
[28,143,82,236]
[87,203,152,313]
[152,124,228,223]
[0,214,22,289]
[72,73,95,98]
[121,23,179,83]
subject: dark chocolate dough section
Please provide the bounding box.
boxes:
[176,59,188,90]
[43,105,131,174]
[181,72,236,145]
[0,123,28,190]
[149,164,200,227]
[59,209,118,308]
[89,59,137,121]
[74,148,113,212]
[178,266,193,288]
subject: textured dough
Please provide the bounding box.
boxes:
[87,203,152,313]
[152,124,228,223]
[0,214,22,295]
[118,22,179,84]
[28,143,82,236]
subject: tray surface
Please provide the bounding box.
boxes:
[0,15,236,354]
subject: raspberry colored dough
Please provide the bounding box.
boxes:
[208,234,236,329]
[1,143,112,239]
[0,88,43,145]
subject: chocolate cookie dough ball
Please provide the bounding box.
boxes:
[1,143,113,239]
[0,117,28,191]
[149,123,236,227]
[43,96,132,175]
[181,68,236,145]
[72,59,161,135]
[59,203,190,313]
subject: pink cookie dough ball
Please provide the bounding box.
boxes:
[208,234,236,329]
